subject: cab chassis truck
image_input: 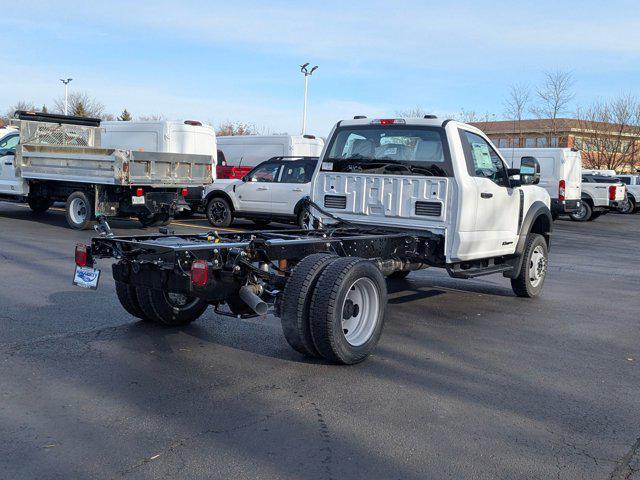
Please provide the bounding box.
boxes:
[75,117,553,364]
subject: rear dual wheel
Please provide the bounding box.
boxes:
[114,281,207,326]
[281,255,387,364]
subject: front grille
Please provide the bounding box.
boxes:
[415,201,442,217]
[324,195,347,209]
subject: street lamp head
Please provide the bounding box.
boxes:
[300,62,310,74]
[310,66,318,74]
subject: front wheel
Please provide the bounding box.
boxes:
[569,202,592,222]
[65,191,94,230]
[511,233,548,298]
[297,208,311,229]
[206,197,233,228]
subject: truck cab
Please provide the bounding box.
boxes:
[310,117,551,263]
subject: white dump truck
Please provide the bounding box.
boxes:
[0,111,213,229]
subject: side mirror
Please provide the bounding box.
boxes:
[519,156,540,185]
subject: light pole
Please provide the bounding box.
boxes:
[60,78,73,115]
[300,63,318,135]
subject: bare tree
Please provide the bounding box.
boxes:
[5,100,36,118]
[54,91,106,118]
[530,70,574,135]
[504,83,530,145]
[216,121,258,136]
[575,93,640,171]
[456,109,495,123]
[138,114,165,121]
[396,106,431,118]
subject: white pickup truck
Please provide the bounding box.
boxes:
[616,174,640,214]
[76,116,553,364]
[203,156,318,228]
[571,174,626,221]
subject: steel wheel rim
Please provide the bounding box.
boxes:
[528,245,547,288]
[573,203,587,219]
[165,291,199,309]
[69,197,87,224]
[299,211,310,229]
[209,200,228,223]
[341,277,379,346]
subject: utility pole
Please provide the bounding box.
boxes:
[60,78,73,115]
[300,63,318,135]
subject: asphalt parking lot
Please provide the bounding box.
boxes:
[1,202,639,480]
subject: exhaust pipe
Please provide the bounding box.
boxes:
[239,285,268,316]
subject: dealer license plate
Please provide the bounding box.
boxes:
[73,266,101,290]
[131,195,145,205]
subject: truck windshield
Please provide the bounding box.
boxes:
[323,125,451,177]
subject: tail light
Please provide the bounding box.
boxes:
[136,188,144,197]
[558,180,566,201]
[609,185,616,201]
[191,260,209,286]
[75,243,88,267]
[181,188,188,197]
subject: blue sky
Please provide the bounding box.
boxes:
[2,0,639,135]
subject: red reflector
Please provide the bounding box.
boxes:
[136,188,144,197]
[191,260,208,286]
[75,243,88,267]
[609,185,616,200]
[558,179,566,201]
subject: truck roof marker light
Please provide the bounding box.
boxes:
[184,120,202,126]
[136,188,144,197]
[191,260,209,286]
[371,119,406,125]
[75,243,88,267]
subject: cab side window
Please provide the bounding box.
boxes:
[459,130,509,187]
[0,135,19,156]
[247,162,281,182]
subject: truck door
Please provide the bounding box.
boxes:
[235,161,281,213]
[0,134,23,195]
[459,130,520,258]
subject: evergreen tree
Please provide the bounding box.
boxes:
[118,109,132,121]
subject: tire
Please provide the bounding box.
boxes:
[174,209,195,219]
[551,212,559,221]
[65,191,93,230]
[136,287,208,326]
[619,197,636,214]
[569,201,591,222]
[27,196,53,213]
[206,197,233,228]
[115,281,153,321]
[309,257,387,364]
[297,208,311,229]
[280,253,338,358]
[252,219,271,228]
[138,213,171,228]
[510,233,548,298]
[588,212,601,221]
[387,270,411,280]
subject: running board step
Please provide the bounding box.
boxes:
[447,264,514,279]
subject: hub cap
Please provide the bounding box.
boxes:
[209,200,228,224]
[341,278,380,346]
[573,203,587,220]
[528,245,547,288]
[69,197,87,225]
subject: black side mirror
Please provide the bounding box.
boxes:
[520,156,540,185]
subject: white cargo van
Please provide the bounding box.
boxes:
[216,134,324,179]
[500,148,581,219]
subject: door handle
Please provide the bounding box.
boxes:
[292,188,303,192]
[480,192,493,199]
[257,187,269,191]
[3,161,12,165]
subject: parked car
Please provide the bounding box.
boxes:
[78,116,552,364]
[216,135,324,179]
[203,156,318,228]
[571,175,626,221]
[500,148,582,219]
[616,174,640,214]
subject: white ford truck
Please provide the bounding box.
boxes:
[74,116,552,364]
[571,174,626,221]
